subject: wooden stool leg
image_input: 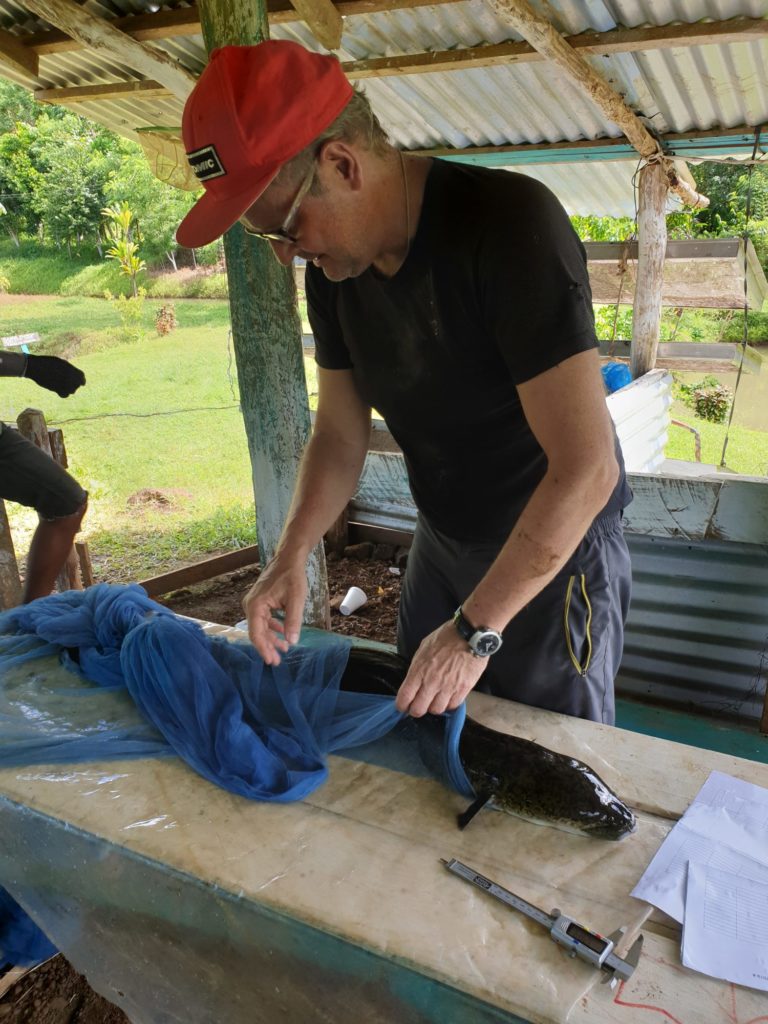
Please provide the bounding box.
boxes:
[0,498,22,610]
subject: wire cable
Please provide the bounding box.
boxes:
[719,127,761,470]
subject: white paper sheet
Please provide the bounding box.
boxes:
[631,771,768,922]
[682,860,768,992]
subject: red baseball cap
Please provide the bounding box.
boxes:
[176,42,353,248]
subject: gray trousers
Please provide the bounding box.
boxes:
[397,512,631,725]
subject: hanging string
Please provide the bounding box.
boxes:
[719,127,762,469]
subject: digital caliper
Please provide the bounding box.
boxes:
[442,858,643,986]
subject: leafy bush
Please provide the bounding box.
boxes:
[154,303,177,336]
[676,374,733,424]
[692,384,732,423]
[104,286,147,342]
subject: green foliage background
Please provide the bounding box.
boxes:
[0,81,766,584]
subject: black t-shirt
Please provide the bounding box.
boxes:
[307,159,632,543]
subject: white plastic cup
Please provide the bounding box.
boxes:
[339,586,367,616]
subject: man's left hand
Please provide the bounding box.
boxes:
[395,620,489,716]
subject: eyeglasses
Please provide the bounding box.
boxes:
[241,162,316,243]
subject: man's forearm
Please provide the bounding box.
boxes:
[463,459,618,631]
[0,351,26,377]
[274,428,368,564]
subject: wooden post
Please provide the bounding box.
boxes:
[0,498,22,610]
[47,426,84,592]
[196,0,330,629]
[630,161,669,379]
[76,541,94,588]
[16,409,83,594]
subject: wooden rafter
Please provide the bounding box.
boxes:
[0,27,39,78]
[20,0,197,101]
[481,0,709,208]
[347,17,768,78]
[287,0,343,50]
[27,8,203,55]
[19,10,768,66]
[28,72,762,171]
[35,80,172,103]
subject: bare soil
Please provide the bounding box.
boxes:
[0,554,402,1022]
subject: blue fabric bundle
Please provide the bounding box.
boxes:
[0,583,408,802]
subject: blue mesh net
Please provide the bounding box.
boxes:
[0,583,473,968]
[0,584,409,802]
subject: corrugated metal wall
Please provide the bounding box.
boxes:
[620,533,768,722]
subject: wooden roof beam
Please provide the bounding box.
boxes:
[20,0,197,100]
[288,0,342,50]
[482,0,708,209]
[0,27,39,78]
[20,9,768,62]
[22,0,457,55]
[348,17,768,77]
[35,81,173,103]
[27,8,203,55]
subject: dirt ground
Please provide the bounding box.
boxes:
[0,552,402,1023]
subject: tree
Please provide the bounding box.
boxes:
[0,123,45,244]
[102,201,145,296]
[32,113,119,254]
[105,144,195,270]
[0,80,39,134]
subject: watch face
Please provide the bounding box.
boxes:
[472,632,502,657]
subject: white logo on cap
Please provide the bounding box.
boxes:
[187,145,226,181]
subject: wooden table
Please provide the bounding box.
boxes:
[1,620,767,1024]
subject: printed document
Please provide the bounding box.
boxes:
[631,770,768,991]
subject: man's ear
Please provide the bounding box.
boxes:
[317,140,364,192]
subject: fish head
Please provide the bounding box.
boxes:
[562,764,637,840]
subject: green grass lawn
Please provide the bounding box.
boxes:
[666,404,768,477]
[0,296,317,581]
[1,295,765,585]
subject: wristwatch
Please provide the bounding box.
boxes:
[453,606,503,658]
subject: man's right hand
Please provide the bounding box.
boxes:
[243,556,308,665]
[25,355,86,397]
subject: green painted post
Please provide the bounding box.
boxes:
[196,1,329,628]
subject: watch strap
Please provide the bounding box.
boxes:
[453,605,476,642]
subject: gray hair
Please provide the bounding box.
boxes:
[275,87,390,192]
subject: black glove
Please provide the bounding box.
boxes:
[24,355,86,398]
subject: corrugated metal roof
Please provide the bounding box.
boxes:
[0,0,765,213]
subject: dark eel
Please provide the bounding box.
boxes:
[339,646,636,841]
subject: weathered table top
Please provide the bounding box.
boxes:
[1,620,767,1023]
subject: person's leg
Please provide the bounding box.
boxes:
[397,511,631,724]
[480,513,631,724]
[396,516,464,660]
[0,425,88,603]
[22,500,88,602]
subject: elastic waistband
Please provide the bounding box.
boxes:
[584,509,624,541]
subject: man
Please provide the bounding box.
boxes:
[177,41,633,724]
[0,351,88,601]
